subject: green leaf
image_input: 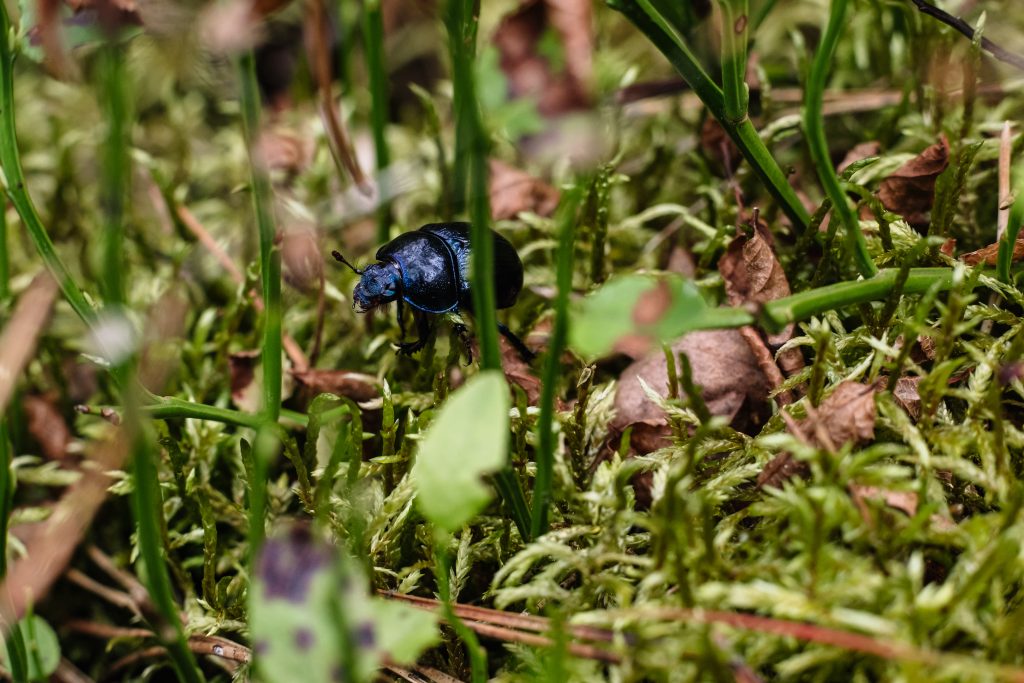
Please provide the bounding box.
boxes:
[568,274,752,359]
[2,616,60,680]
[413,371,510,532]
[251,528,439,683]
[369,599,440,665]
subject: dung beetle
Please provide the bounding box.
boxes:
[332,222,534,362]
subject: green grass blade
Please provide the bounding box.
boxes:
[717,0,750,124]
[803,0,877,278]
[997,161,1024,283]
[362,0,392,243]
[99,42,130,307]
[129,424,206,683]
[0,2,95,324]
[614,0,810,231]
[238,52,282,423]
[531,188,581,539]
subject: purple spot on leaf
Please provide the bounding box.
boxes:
[355,622,375,649]
[254,640,270,656]
[255,525,334,602]
[295,627,315,650]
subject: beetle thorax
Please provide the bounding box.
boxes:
[352,262,401,312]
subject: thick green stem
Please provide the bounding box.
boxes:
[804,0,877,278]
[238,53,282,423]
[99,42,130,306]
[531,190,581,539]
[0,2,95,324]
[362,0,391,243]
[760,268,953,332]
[612,0,810,231]
[146,396,265,429]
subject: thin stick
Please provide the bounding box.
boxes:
[907,0,1024,72]
[176,204,309,371]
[64,569,141,617]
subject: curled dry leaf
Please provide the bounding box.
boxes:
[489,160,560,220]
[804,381,877,450]
[280,225,322,292]
[229,350,263,413]
[24,395,72,462]
[892,376,921,420]
[498,334,553,407]
[759,381,877,489]
[255,128,313,175]
[849,484,918,521]
[960,236,1024,266]
[493,0,592,116]
[611,329,770,454]
[878,136,950,227]
[718,220,804,378]
[290,369,378,403]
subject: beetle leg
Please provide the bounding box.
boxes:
[397,311,431,355]
[451,322,474,365]
[396,298,408,343]
[497,322,535,362]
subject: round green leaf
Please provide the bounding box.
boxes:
[413,370,510,532]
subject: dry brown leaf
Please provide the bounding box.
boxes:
[960,237,1024,266]
[718,221,804,379]
[229,350,262,413]
[24,394,72,462]
[849,484,918,529]
[280,225,322,292]
[255,128,313,175]
[760,382,877,489]
[756,453,808,489]
[489,160,560,220]
[498,335,547,406]
[802,381,877,450]
[291,369,378,403]
[878,136,950,226]
[493,0,592,116]
[611,329,770,454]
[940,237,956,257]
[892,376,921,420]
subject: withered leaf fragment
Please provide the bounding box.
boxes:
[489,160,560,220]
[612,329,769,454]
[878,137,950,226]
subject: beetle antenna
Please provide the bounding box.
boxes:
[331,250,363,275]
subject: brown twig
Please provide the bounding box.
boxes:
[907,0,1024,72]
[304,0,370,195]
[86,545,155,615]
[0,272,59,414]
[64,569,141,618]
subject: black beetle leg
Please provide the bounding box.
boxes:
[451,322,474,365]
[397,310,431,355]
[396,298,408,343]
[497,322,535,362]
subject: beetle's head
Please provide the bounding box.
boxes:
[352,262,401,313]
[331,250,401,313]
